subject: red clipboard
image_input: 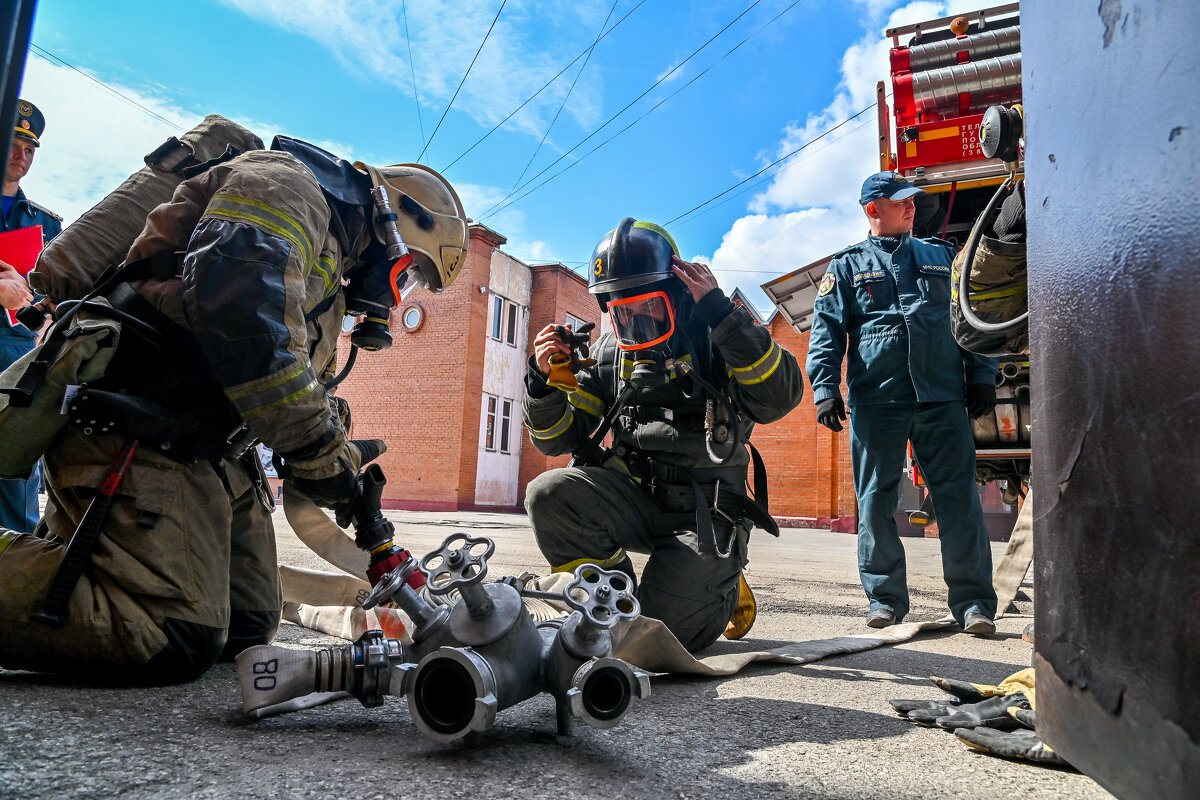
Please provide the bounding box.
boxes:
[0,224,43,327]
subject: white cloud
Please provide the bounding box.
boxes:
[217,0,607,146]
[708,0,981,316]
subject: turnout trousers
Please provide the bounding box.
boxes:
[849,400,996,624]
[0,427,282,683]
[525,465,748,653]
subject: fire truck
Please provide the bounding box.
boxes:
[762,3,1028,524]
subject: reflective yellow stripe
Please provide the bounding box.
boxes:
[569,388,605,418]
[313,253,336,292]
[228,360,311,401]
[952,283,1027,302]
[732,342,782,385]
[0,530,18,560]
[552,549,628,573]
[528,407,574,440]
[206,194,314,267]
[239,379,318,418]
[619,353,691,380]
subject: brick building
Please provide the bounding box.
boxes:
[315,223,1013,536]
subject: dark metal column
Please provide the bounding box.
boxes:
[1025,2,1199,797]
[0,0,38,158]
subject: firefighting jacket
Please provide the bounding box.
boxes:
[123,144,372,468]
[806,233,997,406]
[523,290,804,476]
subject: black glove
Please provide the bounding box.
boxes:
[992,181,1026,244]
[816,397,847,432]
[955,709,1071,767]
[287,439,385,510]
[965,382,997,419]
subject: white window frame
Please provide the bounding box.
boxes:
[490,294,520,347]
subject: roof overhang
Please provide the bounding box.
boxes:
[759,255,834,334]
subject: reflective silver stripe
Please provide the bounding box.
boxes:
[569,388,605,418]
[731,342,782,386]
[528,407,574,440]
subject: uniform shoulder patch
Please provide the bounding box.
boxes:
[817,272,836,297]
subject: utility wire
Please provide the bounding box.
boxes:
[664,101,877,227]
[508,0,619,193]
[418,0,507,162]
[477,0,764,221]
[672,109,880,230]
[401,0,426,148]
[440,0,648,173]
[27,43,184,131]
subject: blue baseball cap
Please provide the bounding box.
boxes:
[860,171,924,205]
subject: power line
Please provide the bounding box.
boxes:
[418,0,507,162]
[664,101,877,227]
[480,0,804,223]
[477,0,764,221]
[27,43,184,131]
[671,110,880,230]
[440,0,648,174]
[508,0,619,193]
[401,0,426,148]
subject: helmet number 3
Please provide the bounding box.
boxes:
[594,257,603,276]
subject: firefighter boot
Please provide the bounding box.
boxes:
[723,571,757,640]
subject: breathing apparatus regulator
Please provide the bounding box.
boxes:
[327,163,468,387]
[586,218,741,465]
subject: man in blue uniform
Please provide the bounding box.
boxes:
[806,172,999,635]
[0,100,62,533]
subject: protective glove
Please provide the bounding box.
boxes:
[965,382,997,419]
[890,669,1036,727]
[992,180,1026,244]
[955,709,1071,767]
[286,439,386,511]
[816,397,847,432]
[546,352,598,393]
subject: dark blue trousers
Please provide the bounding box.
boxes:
[849,401,996,624]
[0,324,39,533]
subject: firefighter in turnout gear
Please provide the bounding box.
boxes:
[523,219,804,652]
[0,136,467,683]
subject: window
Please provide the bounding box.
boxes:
[490,294,519,346]
[564,313,585,333]
[499,399,512,454]
[483,394,514,454]
[484,395,497,450]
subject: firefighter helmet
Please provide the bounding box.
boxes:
[356,162,468,293]
[588,218,680,311]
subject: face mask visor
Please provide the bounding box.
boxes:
[608,290,675,351]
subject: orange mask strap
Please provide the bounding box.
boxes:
[387,253,414,307]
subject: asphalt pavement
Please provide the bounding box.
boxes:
[0,507,1113,799]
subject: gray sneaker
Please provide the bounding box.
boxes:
[867,608,897,628]
[963,612,997,636]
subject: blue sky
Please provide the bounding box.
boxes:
[18,0,974,314]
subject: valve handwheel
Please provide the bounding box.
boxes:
[362,559,420,610]
[421,533,495,595]
[564,565,640,628]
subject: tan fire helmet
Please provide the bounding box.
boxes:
[354,161,468,293]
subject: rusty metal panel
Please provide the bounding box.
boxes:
[1025,1,1200,796]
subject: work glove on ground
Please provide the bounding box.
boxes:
[890,669,1037,728]
[816,397,847,432]
[965,382,997,419]
[955,708,1071,768]
[285,438,386,511]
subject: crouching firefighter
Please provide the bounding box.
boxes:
[0,137,468,683]
[523,219,804,652]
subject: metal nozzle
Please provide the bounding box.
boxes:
[370,185,410,261]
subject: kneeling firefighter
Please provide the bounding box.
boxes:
[0,135,467,683]
[523,219,804,652]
